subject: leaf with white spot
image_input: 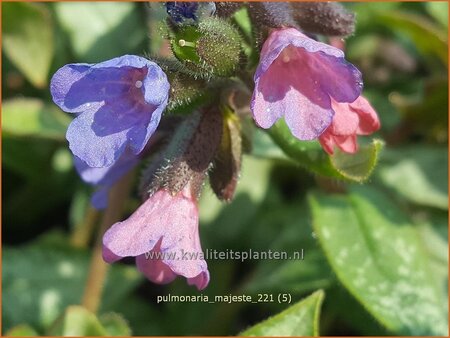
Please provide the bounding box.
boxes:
[309,186,448,335]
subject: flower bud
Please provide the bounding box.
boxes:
[169,17,243,78]
[248,2,298,29]
[210,106,242,202]
[167,69,208,113]
[140,107,223,199]
[291,2,355,37]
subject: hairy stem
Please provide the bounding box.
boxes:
[81,171,135,313]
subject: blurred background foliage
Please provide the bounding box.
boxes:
[2,2,448,336]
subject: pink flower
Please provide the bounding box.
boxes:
[102,183,209,290]
[319,96,380,154]
[251,28,363,140]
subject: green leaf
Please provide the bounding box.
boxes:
[268,120,383,182]
[233,7,252,40]
[106,294,164,336]
[241,290,324,336]
[375,10,448,66]
[47,306,132,336]
[2,2,54,87]
[309,186,448,335]
[426,2,448,28]
[377,146,448,210]
[2,233,142,332]
[47,306,107,336]
[245,205,333,296]
[330,139,383,181]
[2,98,71,141]
[416,220,448,297]
[99,313,132,336]
[5,324,39,336]
[54,2,145,62]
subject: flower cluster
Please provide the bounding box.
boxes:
[50,2,380,290]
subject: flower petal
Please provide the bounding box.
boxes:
[74,151,139,209]
[334,134,358,153]
[282,88,334,140]
[318,131,336,155]
[67,110,129,167]
[187,270,210,290]
[255,28,344,78]
[91,186,109,210]
[50,63,94,114]
[102,188,208,279]
[102,246,122,263]
[252,28,363,139]
[351,96,381,135]
[52,55,169,167]
[136,252,177,285]
[330,100,360,136]
[142,66,171,107]
[255,28,362,104]
[253,44,334,138]
[136,256,178,285]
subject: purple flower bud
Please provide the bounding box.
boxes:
[251,28,363,140]
[50,55,170,168]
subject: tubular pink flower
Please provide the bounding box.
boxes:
[251,28,363,140]
[319,96,380,154]
[102,183,209,290]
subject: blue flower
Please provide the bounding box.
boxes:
[50,55,170,168]
[74,150,139,209]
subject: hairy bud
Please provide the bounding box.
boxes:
[169,17,243,78]
[140,107,223,199]
[291,2,355,37]
[248,2,298,29]
[168,70,208,113]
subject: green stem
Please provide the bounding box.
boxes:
[81,171,135,313]
[70,206,100,248]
